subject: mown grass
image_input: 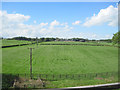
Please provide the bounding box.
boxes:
[2,40,33,46]
[2,42,118,88]
[2,44,118,74]
[45,77,118,88]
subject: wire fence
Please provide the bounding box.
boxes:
[14,71,118,81]
[2,71,118,89]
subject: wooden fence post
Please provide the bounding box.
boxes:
[96,73,97,77]
[60,74,61,79]
[72,75,74,79]
[78,75,80,79]
[66,74,68,79]
[53,75,54,80]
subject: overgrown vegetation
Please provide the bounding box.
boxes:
[112,31,120,45]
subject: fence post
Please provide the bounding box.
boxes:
[59,74,61,79]
[78,75,80,80]
[66,74,68,79]
[72,75,74,79]
[96,73,98,77]
[53,75,54,80]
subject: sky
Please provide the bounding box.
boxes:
[2,0,119,2]
[1,2,119,39]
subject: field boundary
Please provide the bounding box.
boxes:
[8,71,118,81]
[2,43,36,48]
[40,43,119,48]
[2,42,119,48]
[2,71,118,89]
[2,72,118,89]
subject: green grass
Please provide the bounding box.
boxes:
[46,77,118,88]
[2,39,34,46]
[3,44,118,74]
[2,42,118,88]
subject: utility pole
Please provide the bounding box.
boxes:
[36,37,38,48]
[28,48,34,79]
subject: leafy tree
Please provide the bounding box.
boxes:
[112,31,120,45]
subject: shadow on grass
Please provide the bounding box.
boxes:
[2,74,19,89]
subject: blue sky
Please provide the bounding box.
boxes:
[2,0,119,2]
[1,2,118,39]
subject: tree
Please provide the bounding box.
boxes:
[112,31,120,45]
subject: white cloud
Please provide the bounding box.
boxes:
[78,33,98,39]
[61,22,68,26]
[83,5,118,27]
[33,20,36,24]
[105,35,112,39]
[1,11,30,24]
[74,33,113,40]
[1,10,114,39]
[72,21,81,25]
[1,11,73,38]
[50,20,60,26]
[40,22,48,27]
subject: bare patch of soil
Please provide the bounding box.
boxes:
[13,77,45,88]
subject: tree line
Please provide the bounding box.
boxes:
[1,31,120,45]
[2,36,113,43]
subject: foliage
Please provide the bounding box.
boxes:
[3,36,113,43]
[98,39,112,43]
[112,32,120,45]
[2,74,18,89]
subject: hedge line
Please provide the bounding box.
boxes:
[40,43,119,48]
[2,43,36,48]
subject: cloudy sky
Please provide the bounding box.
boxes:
[1,2,118,39]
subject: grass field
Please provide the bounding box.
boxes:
[2,41,118,88]
[2,44,118,74]
[2,40,34,46]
